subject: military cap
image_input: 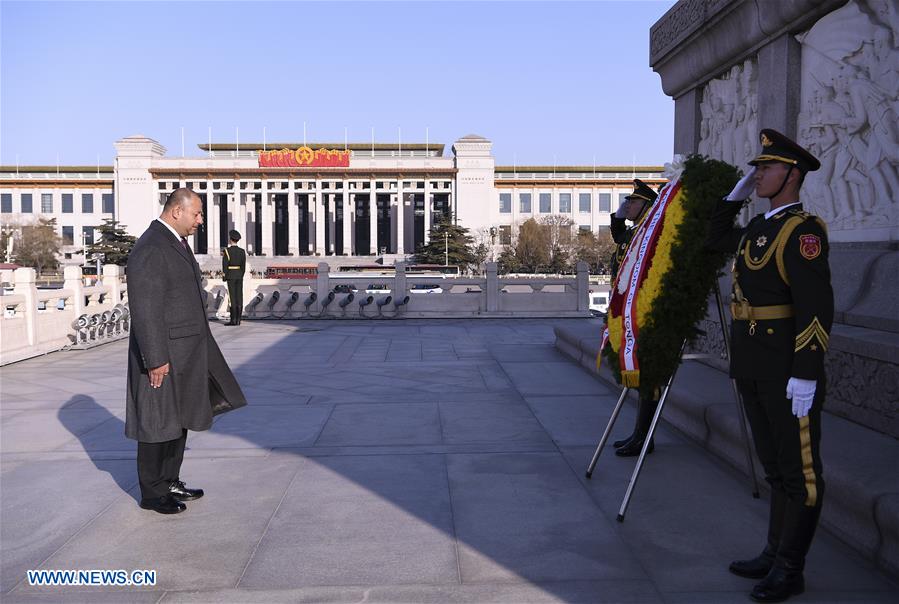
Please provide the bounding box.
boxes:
[625,179,659,204]
[228,229,241,241]
[748,128,820,173]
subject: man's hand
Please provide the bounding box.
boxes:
[149,363,170,389]
[726,167,757,201]
[786,377,816,418]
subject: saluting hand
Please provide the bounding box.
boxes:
[149,363,170,389]
[726,167,757,201]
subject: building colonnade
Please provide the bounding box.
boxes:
[155,174,456,257]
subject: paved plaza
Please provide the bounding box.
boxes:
[1,319,896,603]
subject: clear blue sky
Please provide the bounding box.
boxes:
[1,0,676,167]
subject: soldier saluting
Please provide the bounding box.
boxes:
[222,229,246,326]
[609,179,667,457]
[707,129,833,603]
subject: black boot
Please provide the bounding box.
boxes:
[730,489,787,578]
[613,433,636,449]
[750,501,821,603]
[615,396,658,457]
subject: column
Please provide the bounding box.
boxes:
[369,180,378,255]
[288,180,299,256]
[207,188,219,253]
[423,179,432,244]
[396,180,405,254]
[315,185,325,255]
[237,193,248,253]
[450,179,456,223]
[511,185,518,231]
[342,185,352,255]
[327,194,336,255]
[306,191,315,254]
[260,185,273,256]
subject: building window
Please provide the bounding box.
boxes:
[62,194,73,213]
[559,193,571,213]
[499,193,511,214]
[1,194,11,213]
[598,193,611,212]
[82,226,95,246]
[102,193,114,214]
[579,193,591,213]
[499,225,512,245]
[539,193,551,213]
[62,226,74,245]
[82,193,94,213]
[41,193,53,213]
[579,225,591,233]
[519,193,532,213]
[21,194,33,213]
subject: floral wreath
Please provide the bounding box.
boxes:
[599,154,739,396]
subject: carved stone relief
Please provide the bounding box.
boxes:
[697,58,758,171]
[796,0,899,233]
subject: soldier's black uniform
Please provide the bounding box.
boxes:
[707,129,833,603]
[608,179,664,456]
[222,231,246,326]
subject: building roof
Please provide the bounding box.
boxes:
[494,165,664,173]
[198,142,445,155]
[0,166,114,173]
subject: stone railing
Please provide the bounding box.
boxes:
[202,261,591,321]
[0,265,128,366]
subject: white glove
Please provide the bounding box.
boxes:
[726,167,757,201]
[786,377,816,418]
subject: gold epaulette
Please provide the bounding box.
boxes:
[786,208,829,235]
[785,208,812,219]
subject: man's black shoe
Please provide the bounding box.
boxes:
[224,321,236,326]
[750,565,804,602]
[139,495,186,514]
[730,547,776,579]
[169,480,204,501]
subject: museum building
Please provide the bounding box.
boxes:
[0,134,664,262]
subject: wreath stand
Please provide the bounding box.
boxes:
[585,283,760,522]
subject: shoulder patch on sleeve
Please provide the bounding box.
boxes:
[799,233,821,260]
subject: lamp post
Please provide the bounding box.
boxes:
[444,231,448,266]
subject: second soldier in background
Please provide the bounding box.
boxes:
[222,230,246,326]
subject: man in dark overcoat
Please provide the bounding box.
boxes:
[126,188,246,514]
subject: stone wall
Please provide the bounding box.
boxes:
[652,0,899,437]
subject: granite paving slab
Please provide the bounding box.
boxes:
[1,318,895,603]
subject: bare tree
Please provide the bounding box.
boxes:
[15,218,61,276]
[538,214,575,273]
[574,229,616,274]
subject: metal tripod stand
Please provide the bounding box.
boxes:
[585,282,760,522]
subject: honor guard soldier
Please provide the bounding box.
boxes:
[609,178,656,281]
[608,179,664,457]
[707,129,833,602]
[222,230,246,326]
